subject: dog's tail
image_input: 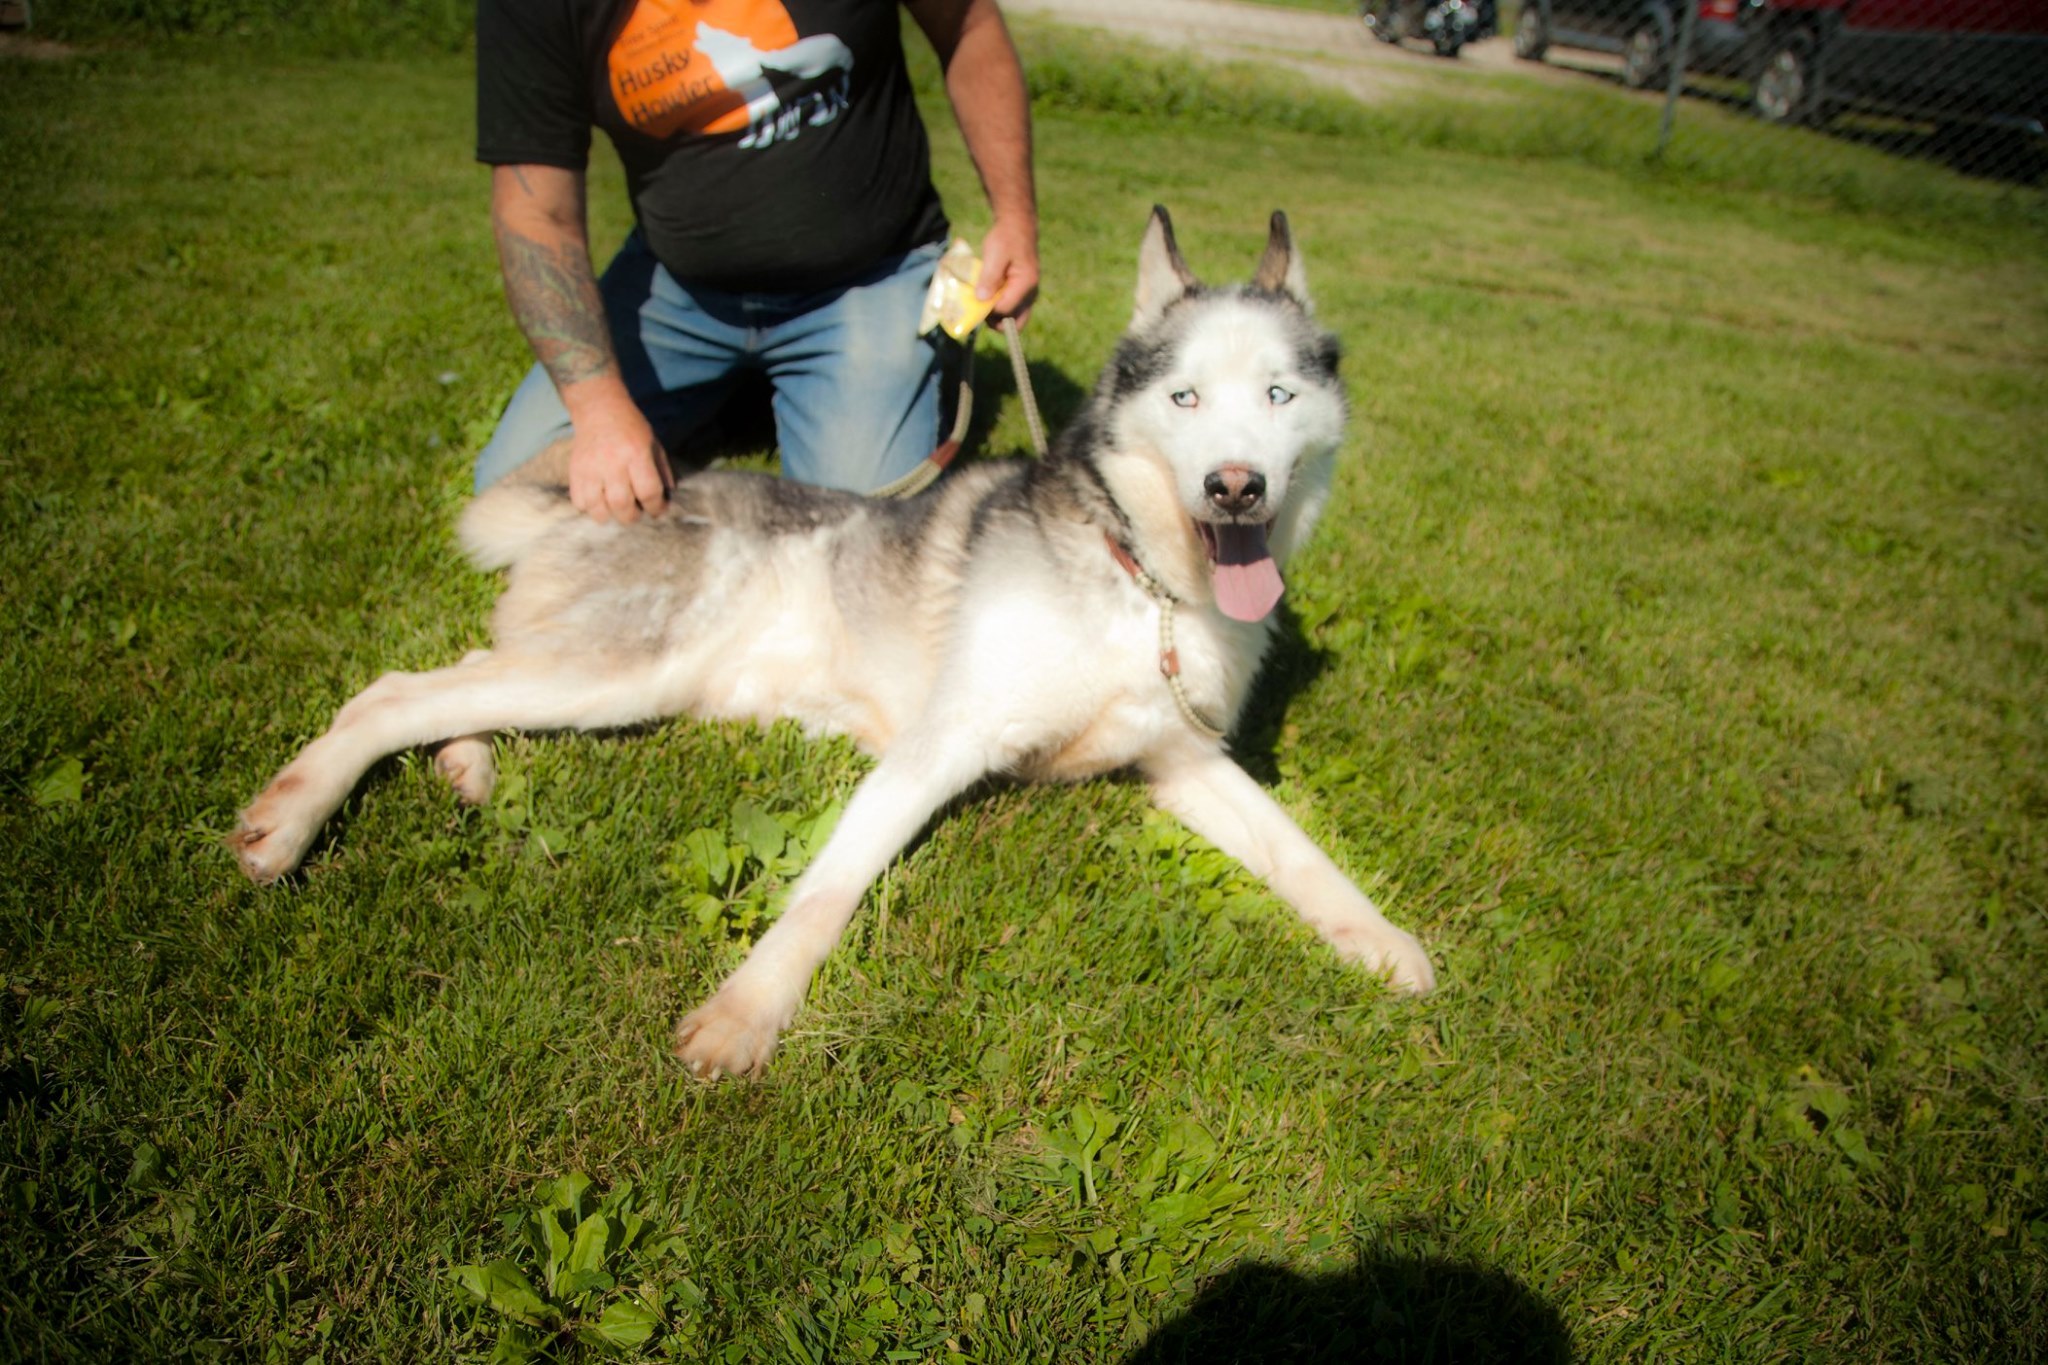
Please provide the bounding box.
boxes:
[458,482,578,571]
[459,440,581,570]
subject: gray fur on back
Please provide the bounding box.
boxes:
[466,461,1033,666]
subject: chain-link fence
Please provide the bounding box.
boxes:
[1004,0,2043,220]
[1499,0,2046,190]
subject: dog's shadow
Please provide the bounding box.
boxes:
[954,343,1090,464]
[1231,602,1330,785]
[997,353,1091,447]
[1122,1254,1574,1365]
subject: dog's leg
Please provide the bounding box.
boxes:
[431,653,498,806]
[1144,745,1435,994]
[233,651,661,884]
[674,730,996,1079]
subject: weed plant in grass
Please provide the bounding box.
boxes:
[3,23,2046,1365]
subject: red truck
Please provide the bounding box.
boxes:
[1514,0,2048,133]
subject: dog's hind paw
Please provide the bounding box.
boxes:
[433,735,497,806]
[673,987,793,1081]
[1328,921,1437,996]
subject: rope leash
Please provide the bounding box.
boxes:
[871,316,1044,497]
[1002,317,1049,459]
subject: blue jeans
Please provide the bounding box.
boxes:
[475,233,947,495]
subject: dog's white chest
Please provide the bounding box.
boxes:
[1009,578,1256,782]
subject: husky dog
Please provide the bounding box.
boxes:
[233,207,1436,1079]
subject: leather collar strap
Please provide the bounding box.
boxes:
[1103,532,1144,585]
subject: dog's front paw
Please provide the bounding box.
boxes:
[1328,921,1436,996]
[433,736,497,806]
[673,984,794,1080]
[230,780,317,884]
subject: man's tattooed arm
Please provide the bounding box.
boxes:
[490,165,616,394]
[487,164,670,524]
[495,223,616,389]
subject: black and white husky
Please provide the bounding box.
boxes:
[234,207,1436,1078]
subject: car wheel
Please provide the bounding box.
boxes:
[1752,33,1819,124]
[1363,0,1403,41]
[1512,0,1548,59]
[1621,22,1665,88]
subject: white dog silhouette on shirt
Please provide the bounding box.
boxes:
[695,24,853,148]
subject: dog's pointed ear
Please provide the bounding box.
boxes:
[1252,210,1310,307]
[1134,204,1197,328]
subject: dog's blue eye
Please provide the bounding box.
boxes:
[1268,385,1294,405]
[1171,390,1198,409]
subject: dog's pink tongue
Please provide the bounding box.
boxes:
[1208,523,1284,622]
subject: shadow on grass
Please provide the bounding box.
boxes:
[951,342,1091,464]
[1679,81,2046,186]
[1231,603,1329,786]
[1124,1255,1572,1365]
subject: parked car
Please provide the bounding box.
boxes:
[1361,0,1500,57]
[1511,0,1711,89]
[1512,0,2048,134]
[1739,0,2048,131]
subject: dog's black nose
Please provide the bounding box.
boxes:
[1204,466,1266,516]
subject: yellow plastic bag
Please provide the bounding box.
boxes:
[918,238,994,342]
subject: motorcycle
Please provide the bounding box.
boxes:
[1360,0,1494,58]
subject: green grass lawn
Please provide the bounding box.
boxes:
[3,24,2045,1364]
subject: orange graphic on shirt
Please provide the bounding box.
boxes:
[608,0,850,140]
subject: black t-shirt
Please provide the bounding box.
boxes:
[477,0,949,294]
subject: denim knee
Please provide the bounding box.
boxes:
[474,364,573,493]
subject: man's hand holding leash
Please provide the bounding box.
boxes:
[978,214,1040,327]
[913,0,1040,327]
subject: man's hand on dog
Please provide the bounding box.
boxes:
[567,399,674,524]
